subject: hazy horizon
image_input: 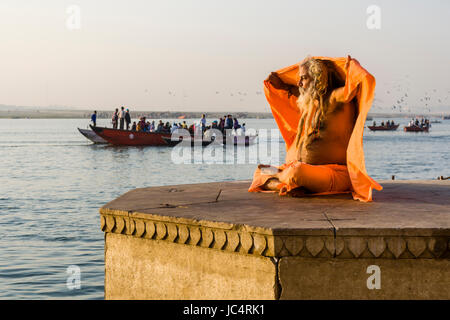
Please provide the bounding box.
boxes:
[1,0,449,113]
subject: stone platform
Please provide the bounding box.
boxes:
[100,180,450,300]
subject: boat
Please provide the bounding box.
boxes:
[90,125,171,146]
[223,135,258,146]
[368,124,399,131]
[162,136,215,147]
[403,125,429,132]
[430,120,441,124]
[77,127,108,144]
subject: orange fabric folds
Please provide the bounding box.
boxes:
[249,56,382,202]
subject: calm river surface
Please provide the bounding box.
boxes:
[0,117,449,299]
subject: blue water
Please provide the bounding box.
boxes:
[0,117,449,299]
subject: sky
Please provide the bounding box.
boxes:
[0,0,449,113]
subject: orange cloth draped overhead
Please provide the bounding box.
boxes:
[255,56,382,202]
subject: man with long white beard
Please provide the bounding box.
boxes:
[249,56,382,201]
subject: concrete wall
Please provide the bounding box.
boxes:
[279,257,450,299]
[105,233,450,300]
[105,233,278,300]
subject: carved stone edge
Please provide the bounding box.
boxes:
[100,214,449,259]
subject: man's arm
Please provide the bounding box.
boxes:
[266,72,299,98]
[330,85,359,106]
[323,84,360,115]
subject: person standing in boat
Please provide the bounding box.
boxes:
[218,117,224,133]
[91,110,97,127]
[118,106,125,130]
[125,109,131,130]
[224,114,233,136]
[233,118,241,131]
[225,115,233,130]
[200,114,206,132]
[112,108,119,129]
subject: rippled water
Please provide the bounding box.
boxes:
[0,117,449,299]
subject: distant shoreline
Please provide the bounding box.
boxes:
[0,109,274,119]
[0,108,449,120]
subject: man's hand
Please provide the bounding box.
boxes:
[265,72,285,89]
[266,72,299,98]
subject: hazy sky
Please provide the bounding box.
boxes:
[1,0,449,112]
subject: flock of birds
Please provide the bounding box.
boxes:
[144,89,264,103]
[373,75,450,114]
[143,74,450,113]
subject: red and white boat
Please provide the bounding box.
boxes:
[90,126,171,146]
[77,127,108,144]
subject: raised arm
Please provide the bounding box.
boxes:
[329,55,360,105]
[266,72,300,98]
[330,83,359,104]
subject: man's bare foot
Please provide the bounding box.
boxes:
[262,178,280,191]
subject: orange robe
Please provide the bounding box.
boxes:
[248,56,382,202]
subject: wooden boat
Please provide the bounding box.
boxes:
[90,126,171,146]
[367,124,399,131]
[403,125,429,132]
[223,135,258,146]
[162,136,215,147]
[77,127,108,144]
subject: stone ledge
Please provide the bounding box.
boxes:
[100,180,450,259]
[100,213,448,259]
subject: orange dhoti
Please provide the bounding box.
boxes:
[249,161,352,196]
[249,56,382,202]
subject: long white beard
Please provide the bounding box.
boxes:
[297,86,314,113]
[294,86,321,151]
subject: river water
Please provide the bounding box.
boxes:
[0,117,449,299]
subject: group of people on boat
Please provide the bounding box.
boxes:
[209,114,246,136]
[109,107,132,130]
[131,118,188,134]
[407,118,430,129]
[372,120,396,127]
[129,114,246,136]
[90,110,247,136]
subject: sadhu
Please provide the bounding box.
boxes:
[248,56,382,202]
